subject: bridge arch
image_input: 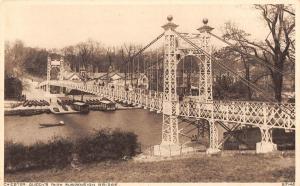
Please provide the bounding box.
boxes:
[49,66,60,80]
[176,55,202,98]
[46,57,64,94]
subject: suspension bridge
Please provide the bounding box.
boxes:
[38,16,295,155]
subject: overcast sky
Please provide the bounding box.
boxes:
[3,2,272,49]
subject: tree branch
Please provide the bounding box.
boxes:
[265,39,276,53]
[253,73,271,83]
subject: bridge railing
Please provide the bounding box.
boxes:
[39,80,294,129]
[41,80,164,112]
[179,99,295,130]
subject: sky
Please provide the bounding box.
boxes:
[3,2,272,49]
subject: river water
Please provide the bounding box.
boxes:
[4,109,164,147]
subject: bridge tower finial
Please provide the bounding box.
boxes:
[197,18,214,33]
[203,18,208,25]
[162,15,178,31]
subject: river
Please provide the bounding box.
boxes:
[4,109,164,148]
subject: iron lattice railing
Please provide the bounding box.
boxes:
[39,80,295,130]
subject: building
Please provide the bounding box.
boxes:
[65,73,83,81]
[72,102,89,113]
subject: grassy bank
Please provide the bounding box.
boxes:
[5,152,294,182]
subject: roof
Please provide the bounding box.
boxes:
[63,70,84,80]
[111,73,123,80]
[67,73,82,80]
[73,102,87,106]
[58,97,72,101]
[97,72,125,80]
[100,100,112,104]
[191,85,198,90]
[51,60,61,66]
[63,70,73,79]
[89,73,107,79]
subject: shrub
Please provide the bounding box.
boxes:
[5,129,138,172]
[4,74,23,100]
[75,129,138,163]
[26,137,73,168]
[5,141,27,170]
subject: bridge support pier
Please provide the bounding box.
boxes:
[153,115,194,156]
[154,115,179,156]
[161,115,179,145]
[256,127,277,153]
[206,120,220,154]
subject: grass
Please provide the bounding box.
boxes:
[5,152,295,182]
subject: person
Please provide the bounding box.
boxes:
[71,153,81,171]
[191,135,197,142]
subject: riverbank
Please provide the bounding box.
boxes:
[4,100,141,116]
[5,77,141,116]
[5,152,295,182]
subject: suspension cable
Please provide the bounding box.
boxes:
[123,32,165,67]
[150,50,154,89]
[143,55,145,75]
[156,51,159,92]
[147,56,150,90]
[182,55,185,95]
[89,32,164,83]
[138,54,140,87]
[174,29,275,101]
[173,29,294,115]
[131,58,134,88]
[208,32,284,75]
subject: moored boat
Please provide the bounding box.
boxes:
[39,121,65,127]
[20,109,45,116]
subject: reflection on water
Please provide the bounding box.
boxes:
[5,110,163,147]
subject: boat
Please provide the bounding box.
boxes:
[20,109,44,116]
[39,121,65,128]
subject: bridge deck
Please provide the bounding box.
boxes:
[39,80,295,130]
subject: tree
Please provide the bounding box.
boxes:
[5,73,23,99]
[120,44,139,87]
[221,5,295,102]
[23,47,48,77]
[76,41,95,71]
[63,40,107,74]
[214,44,255,100]
[62,46,78,71]
[5,40,26,77]
[5,40,50,78]
[256,5,295,102]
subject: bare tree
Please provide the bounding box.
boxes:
[221,4,295,102]
[256,4,295,102]
[76,41,94,72]
[5,40,26,77]
[62,46,78,71]
[221,22,264,100]
[121,44,136,87]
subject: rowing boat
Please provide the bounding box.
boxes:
[39,121,65,127]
